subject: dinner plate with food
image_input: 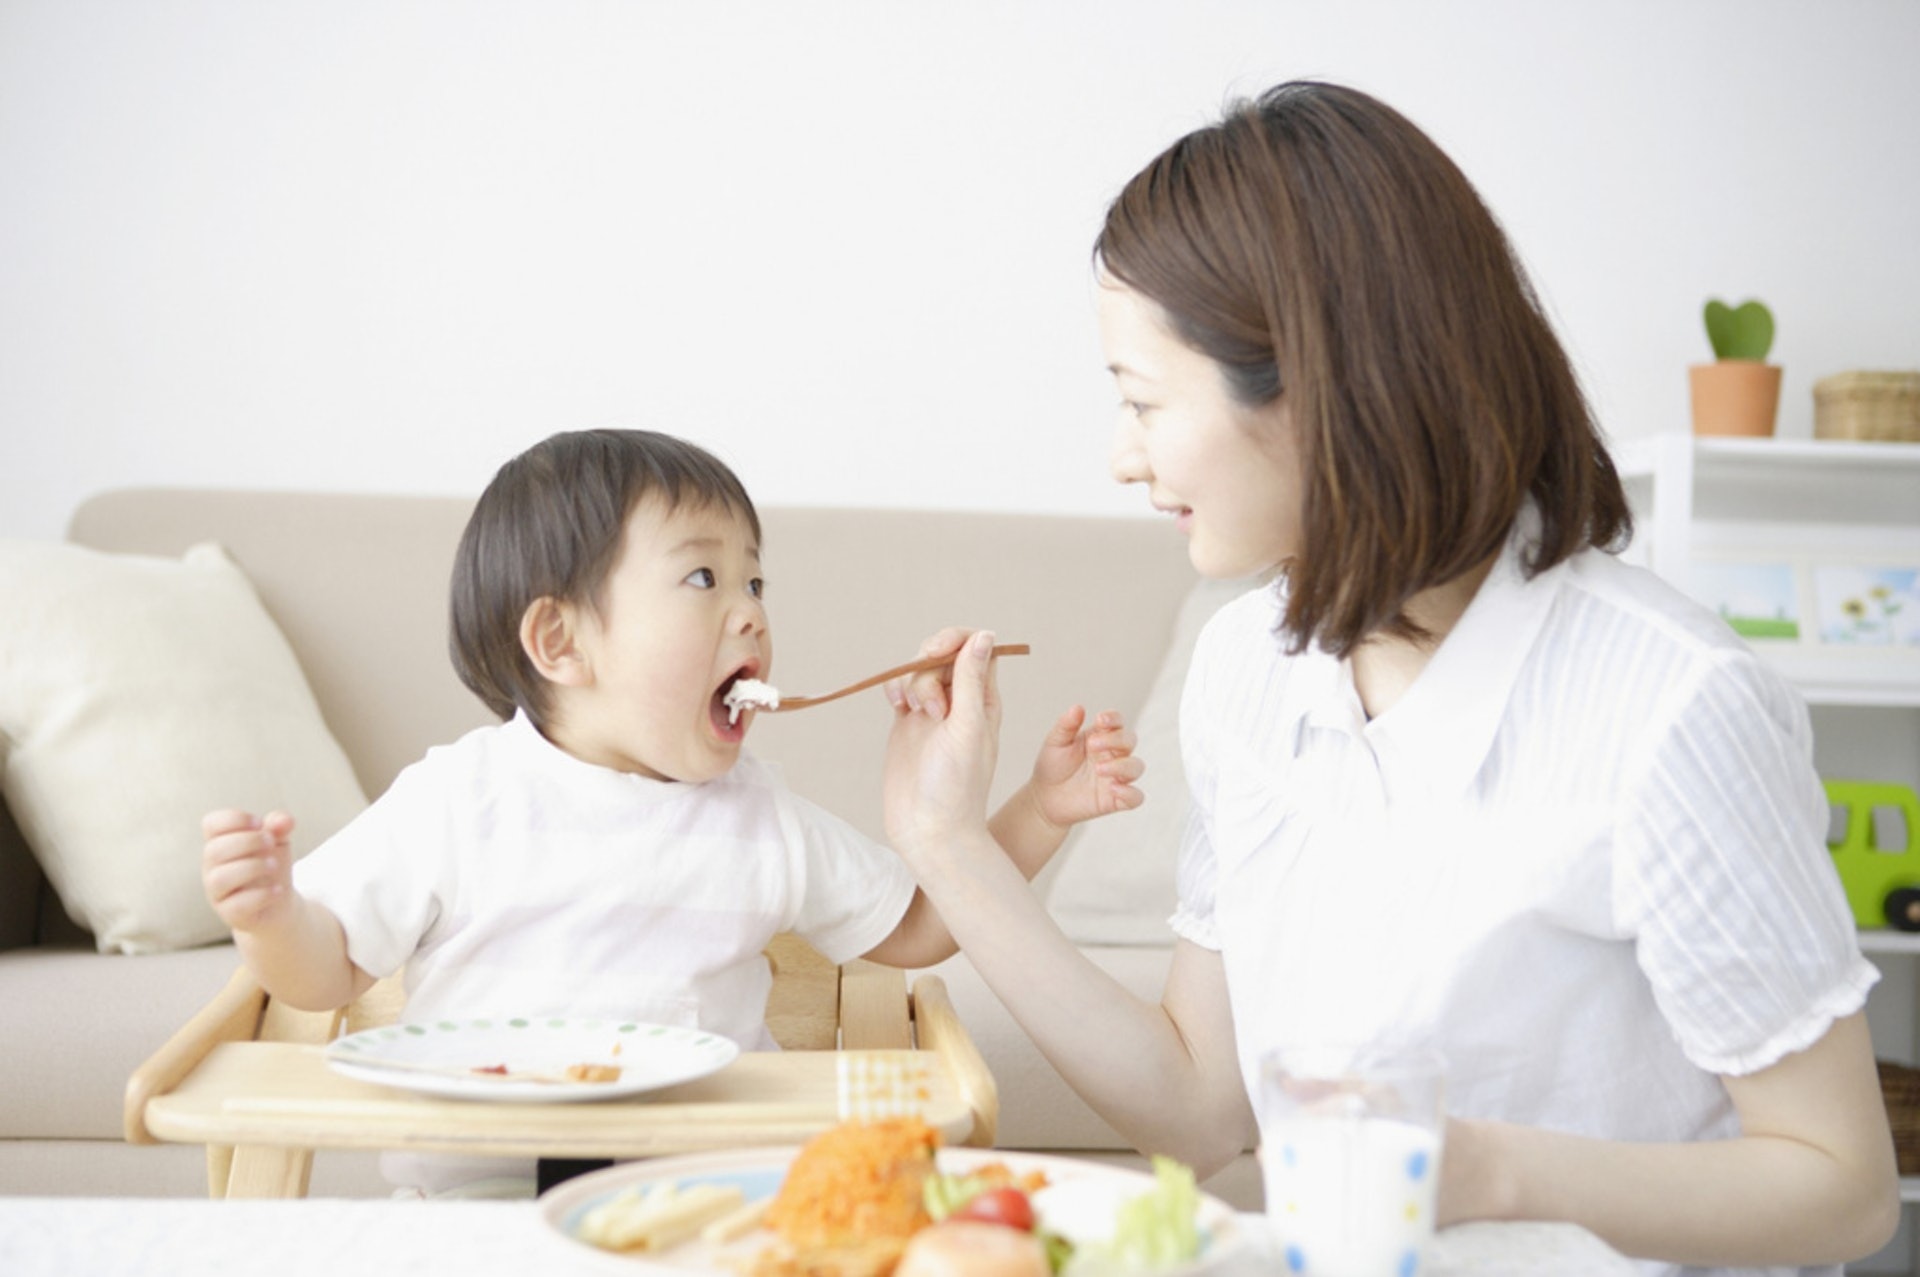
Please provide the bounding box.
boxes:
[537,1118,1248,1275]
[323,1016,739,1102]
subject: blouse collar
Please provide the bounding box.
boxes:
[1287,506,1567,804]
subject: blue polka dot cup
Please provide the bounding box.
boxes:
[1257,1044,1446,1277]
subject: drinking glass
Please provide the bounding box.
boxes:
[1257,1043,1446,1277]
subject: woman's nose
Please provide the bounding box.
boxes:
[1109,418,1147,485]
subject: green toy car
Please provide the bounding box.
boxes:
[1826,780,1920,931]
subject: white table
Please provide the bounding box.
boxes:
[0,1197,1639,1276]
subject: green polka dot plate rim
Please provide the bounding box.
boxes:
[322,1015,739,1103]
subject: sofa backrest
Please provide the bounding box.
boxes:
[3,489,1199,949]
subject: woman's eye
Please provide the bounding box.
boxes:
[749,578,765,600]
[1121,399,1150,419]
[684,567,716,589]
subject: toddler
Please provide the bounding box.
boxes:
[201,427,1141,1195]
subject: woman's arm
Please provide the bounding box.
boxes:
[1446,1010,1899,1266]
[879,630,1254,1171]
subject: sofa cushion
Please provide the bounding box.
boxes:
[0,943,242,1140]
[1045,576,1259,945]
[0,540,368,953]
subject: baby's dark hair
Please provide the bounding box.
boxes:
[449,428,760,727]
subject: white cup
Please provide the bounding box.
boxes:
[1257,1044,1446,1277]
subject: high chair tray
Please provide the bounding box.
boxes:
[140,1041,973,1157]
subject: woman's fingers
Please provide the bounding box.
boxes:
[918,627,972,659]
[945,630,999,731]
[891,627,1004,719]
[888,628,972,711]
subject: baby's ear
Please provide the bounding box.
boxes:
[519,596,590,686]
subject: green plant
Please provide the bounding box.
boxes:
[1703,298,1775,362]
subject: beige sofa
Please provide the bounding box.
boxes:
[0,488,1259,1207]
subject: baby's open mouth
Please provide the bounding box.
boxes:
[714,668,781,733]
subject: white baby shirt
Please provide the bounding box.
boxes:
[1174,521,1875,1277]
[293,711,917,1052]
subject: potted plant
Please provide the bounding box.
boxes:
[1690,298,1780,437]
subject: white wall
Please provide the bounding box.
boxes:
[3,0,1917,542]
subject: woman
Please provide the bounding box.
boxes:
[882,81,1897,1275]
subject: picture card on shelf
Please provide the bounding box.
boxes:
[1812,564,1919,648]
[1689,558,1804,643]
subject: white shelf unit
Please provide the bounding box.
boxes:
[1614,435,1920,1223]
[1612,434,1920,707]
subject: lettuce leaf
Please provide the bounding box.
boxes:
[1069,1157,1199,1273]
[923,1171,989,1222]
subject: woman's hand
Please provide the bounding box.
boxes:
[883,628,1004,863]
[1030,705,1144,829]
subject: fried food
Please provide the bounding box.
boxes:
[564,1062,622,1083]
[760,1117,942,1265]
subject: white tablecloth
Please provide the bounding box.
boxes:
[0,1197,1640,1276]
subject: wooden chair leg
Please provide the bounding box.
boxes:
[206,1145,235,1198]
[224,1145,315,1199]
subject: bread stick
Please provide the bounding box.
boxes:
[579,1182,746,1252]
[700,1195,773,1244]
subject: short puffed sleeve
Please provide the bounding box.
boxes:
[1615,649,1876,1076]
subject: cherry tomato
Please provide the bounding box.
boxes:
[953,1186,1036,1233]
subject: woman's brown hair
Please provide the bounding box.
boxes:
[1095,80,1630,657]
[449,428,761,727]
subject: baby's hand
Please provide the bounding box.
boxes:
[1031,705,1144,829]
[201,809,297,933]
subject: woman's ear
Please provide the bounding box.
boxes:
[520,597,591,687]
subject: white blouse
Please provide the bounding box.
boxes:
[1173,520,1875,1277]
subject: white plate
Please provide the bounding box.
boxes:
[536,1145,1247,1273]
[323,1016,739,1102]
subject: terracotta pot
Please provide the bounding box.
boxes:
[1689,361,1781,438]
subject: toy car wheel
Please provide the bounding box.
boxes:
[1884,887,1920,932]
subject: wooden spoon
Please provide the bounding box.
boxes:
[727,643,1029,716]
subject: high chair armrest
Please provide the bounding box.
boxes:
[123,965,265,1145]
[912,973,997,1148]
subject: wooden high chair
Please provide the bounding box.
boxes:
[124,934,996,1198]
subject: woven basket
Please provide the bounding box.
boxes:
[1813,370,1920,442]
[1879,1059,1920,1175]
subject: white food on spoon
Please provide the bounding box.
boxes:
[723,676,782,724]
